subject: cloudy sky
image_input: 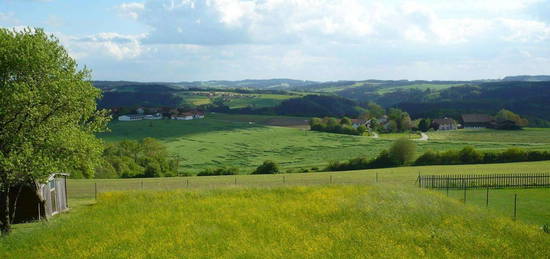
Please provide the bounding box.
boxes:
[1,0,550,81]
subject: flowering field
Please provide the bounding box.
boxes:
[2,185,549,258]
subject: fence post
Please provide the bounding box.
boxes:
[94,182,97,201]
[513,194,517,221]
[376,173,379,183]
[141,180,144,190]
[283,176,286,184]
[186,179,189,188]
[234,176,237,185]
[446,178,449,197]
[486,188,489,208]
[462,179,466,204]
[330,175,332,184]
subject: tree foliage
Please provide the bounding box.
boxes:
[0,28,110,234]
[388,138,416,165]
[310,117,366,136]
[101,138,178,178]
[252,160,279,174]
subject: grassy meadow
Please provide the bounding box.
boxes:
[99,115,550,174]
[2,185,549,258]
[427,128,550,143]
[176,92,303,109]
[67,161,550,225]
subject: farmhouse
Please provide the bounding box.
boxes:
[462,114,494,129]
[433,118,458,131]
[144,113,163,120]
[1,173,69,223]
[194,111,205,119]
[172,112,194,120]
[171,111,206,120]
[118,114,145,121]
[351,119,368,128]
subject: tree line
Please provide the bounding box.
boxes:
[326,139,550,172]
[309,117,367,135]
[197,160,280,176]
[95,138,179,178]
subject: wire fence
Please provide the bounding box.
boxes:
[417,173,550,189]
[67,173,391,199]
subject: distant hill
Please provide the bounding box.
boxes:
[395,81,550,125]
[502,75,550,82]
[173,79,319,89]
[92,78,550,126]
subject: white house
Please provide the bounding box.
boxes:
[172,112,194,120]
[193,111,205,119]
[433,118,458,131]
[351,119,368,129]
[118,114,145,121]
[144,113,163,120]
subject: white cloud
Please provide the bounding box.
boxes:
[118,0,550,47]
[117,2,145,20]
[59,32,147,60]
[0,12,20,26]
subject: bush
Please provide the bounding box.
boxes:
[197,167,239,176]
[499,148,527,162]
[389,138,416,165]
[414,150,440,166]
[483,152,499,164]
[439,150,461,165]
[458,146,483,164]
[253,160,280,174]
[369,150,399,168]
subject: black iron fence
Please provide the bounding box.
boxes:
[418,173,550,189]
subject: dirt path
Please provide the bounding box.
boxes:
[417,132,429,141]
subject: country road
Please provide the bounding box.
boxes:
[417,132,429,141]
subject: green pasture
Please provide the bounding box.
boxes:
[176,92,302,108]
[225,94,299,109]
[99,117,550,173]
[3,182,549,257]
[378,132,421,139]
[428,128,550,143]
[67,161,550,225]
[377,83,464,94]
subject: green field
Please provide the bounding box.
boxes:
[3,183,549,257]
[68,161,550,224]
[428,128,550,143]
[378,132,421,139]
[377,83,465,94]
[176,92,303,109]
[225,94,299,109]
[99,116,550,173]
[4,162,550,257]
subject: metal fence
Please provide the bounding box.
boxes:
[418,173,550,189]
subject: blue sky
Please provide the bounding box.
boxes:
[1,0,550,81]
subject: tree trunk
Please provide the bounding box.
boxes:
[10,184,23,224]
[0,176,11,236]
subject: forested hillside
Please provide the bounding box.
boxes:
[94,78,550,126]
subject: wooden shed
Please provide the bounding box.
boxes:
[2,173,69,224]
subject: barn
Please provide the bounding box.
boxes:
[1,173,69,223]
[461,114,494,129]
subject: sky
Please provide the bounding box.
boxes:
[1,0,550,82]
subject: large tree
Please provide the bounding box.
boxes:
[0,28,109,235]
